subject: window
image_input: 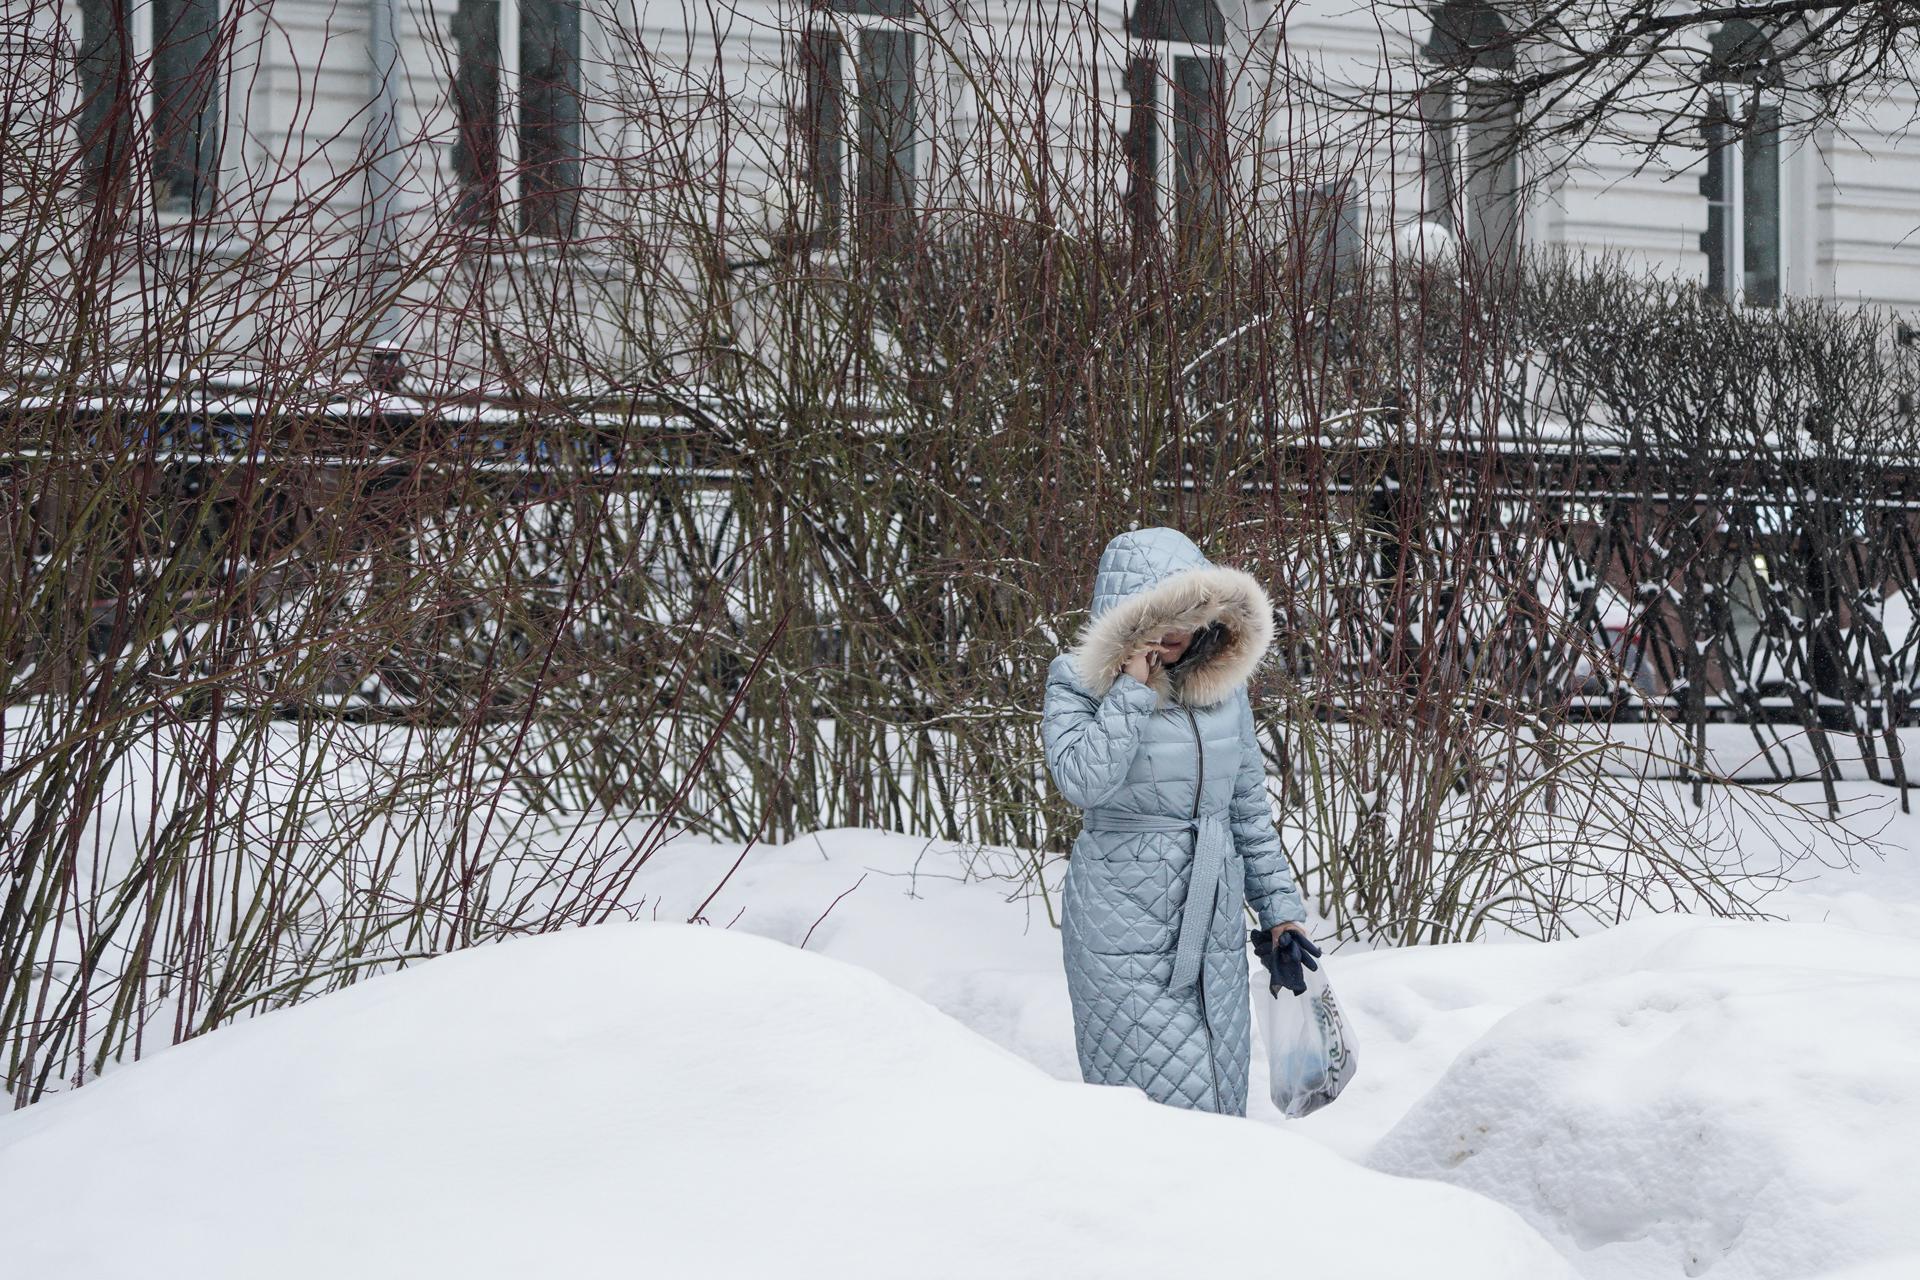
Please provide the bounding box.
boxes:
[451,0,502,226]
[76,0,222,212]
[797,0,921,255]
[1699,22,1782,308]
[1421,1,1520,276]
[1123,0,1227,249]
[75,0,132,194]
[519,0,581,237]
[451,0,582,237]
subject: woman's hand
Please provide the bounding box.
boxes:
[1259,923,1322,997]
[1120,647,1161,685]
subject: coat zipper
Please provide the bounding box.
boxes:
[1183,704,1223,1113]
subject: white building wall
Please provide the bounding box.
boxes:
[1821,93,1920,308]
[15,0,1920,378]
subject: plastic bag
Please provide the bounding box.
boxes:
[1252,964,1358,1118]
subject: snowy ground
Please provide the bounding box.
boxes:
[4,782,1918,1277]
[0,924,1572,1279]
[577,796,1920,1280]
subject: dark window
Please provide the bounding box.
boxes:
[1700,121,1732,296]
[1700,22,1783,307]
[80,0,219,211]
[1124,0,1226,249]
[854,27,915,250]
[1705,19,1781,91]
[1424,0,1512,70]
[519,0,581,237]
[795,1,919,254]
[451,0,502,226]
[1743,112,1781,306]
[151,0,221,213]
[829,0,913,15]
[800,29,844,235]
[1123,55,1157,241]
[1699,108,1782,307]
[1126,0,1226,45]
[76,0,132,195]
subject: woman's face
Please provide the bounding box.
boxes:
[1149,628,1194,665]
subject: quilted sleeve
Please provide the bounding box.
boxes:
[1231,690,1308,929]
[1041,653,1157,810]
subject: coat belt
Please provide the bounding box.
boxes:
[1081,808,1232,998]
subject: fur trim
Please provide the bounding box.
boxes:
[1069,565,1275,708]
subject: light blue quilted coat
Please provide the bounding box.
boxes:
[1042,527,1309,1116]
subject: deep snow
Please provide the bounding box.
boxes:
[1361,917,1920,1279]
[484,793,1920,1280]
[4,781,1918,1278]
[0,923,1573,1279]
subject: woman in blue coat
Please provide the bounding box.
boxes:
[1041,527,1313,1116]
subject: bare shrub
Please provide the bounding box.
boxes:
[1,0,1890,1104]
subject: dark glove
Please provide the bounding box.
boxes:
[1250,926,1323,997]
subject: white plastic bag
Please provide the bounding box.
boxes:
[1252,964,1359,1118]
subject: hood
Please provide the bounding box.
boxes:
[1068,527,1275,708]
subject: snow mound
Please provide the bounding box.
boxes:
[615,826,1087,1084]
[1366,918,1920,1280]
[0,923,1573,1279]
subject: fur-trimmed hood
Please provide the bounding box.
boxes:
[1068,527,1275,708]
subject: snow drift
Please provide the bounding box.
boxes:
[480,822,1920,1280]
[0,922,1573,1280]
[1362,917,1920,1280]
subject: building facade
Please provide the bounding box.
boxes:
[15,0,1920,378]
